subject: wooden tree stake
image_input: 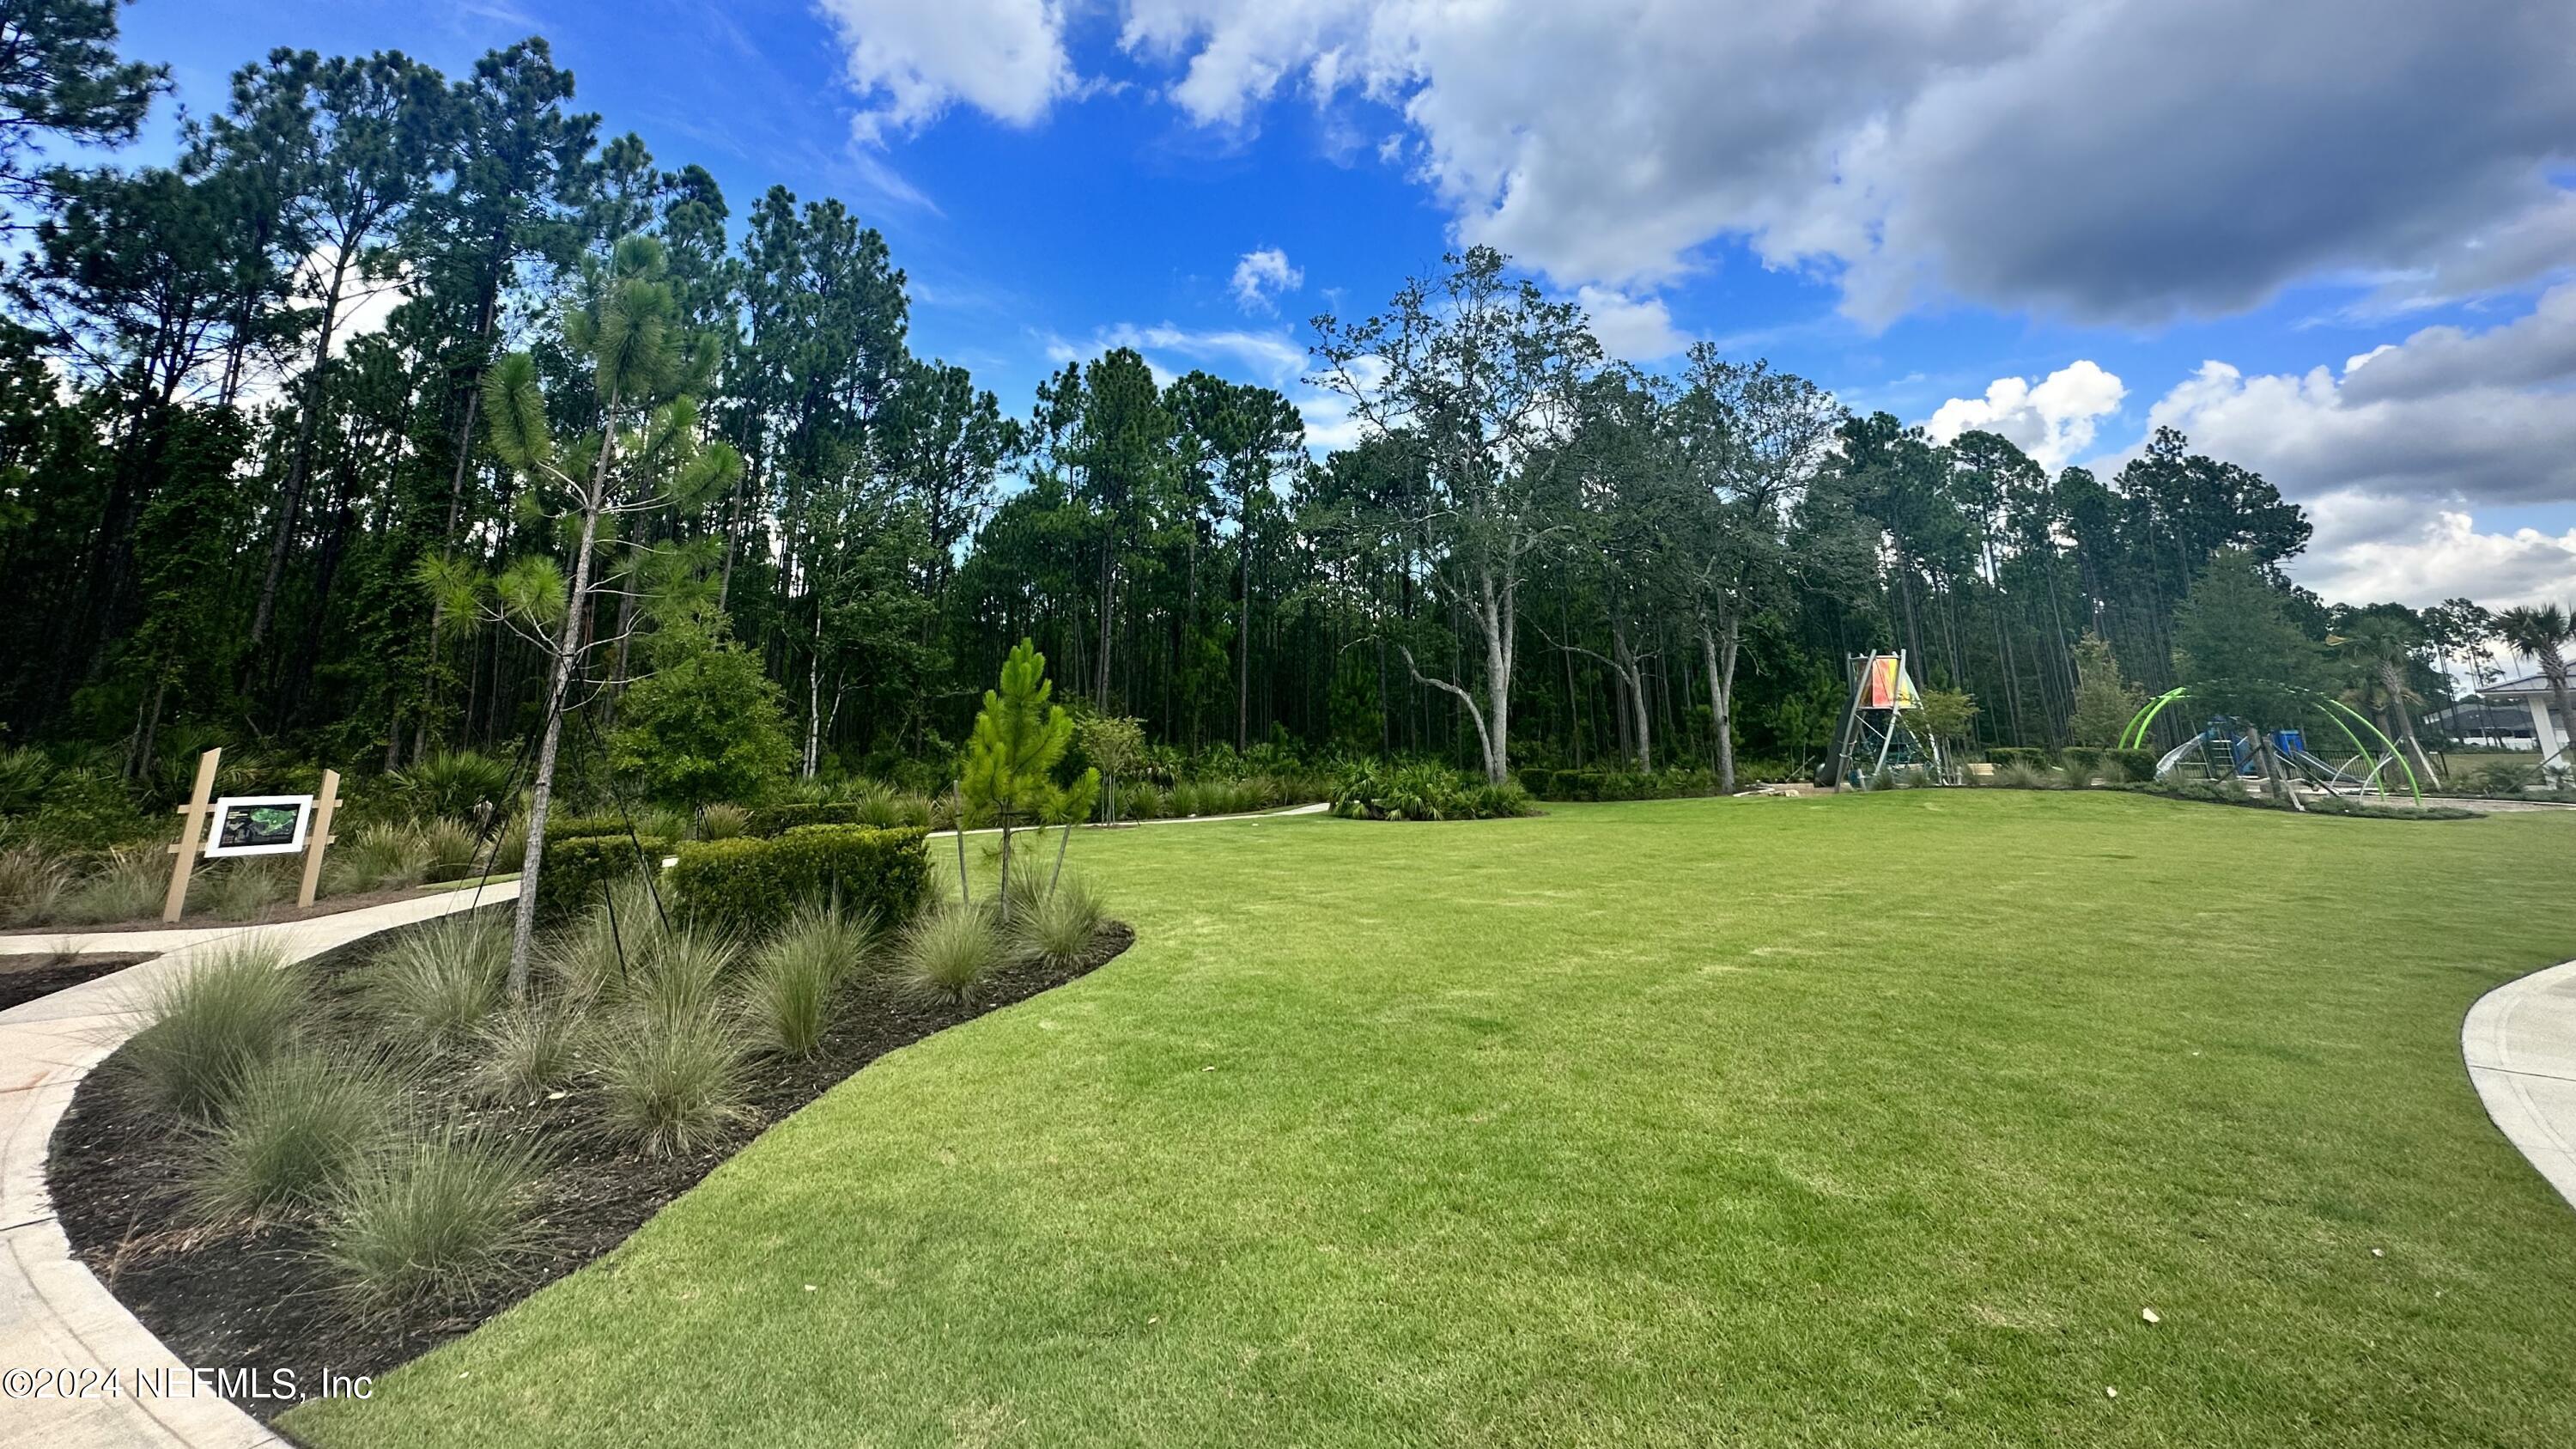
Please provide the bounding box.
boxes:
[163,746,221,922]
[296,769,343,909]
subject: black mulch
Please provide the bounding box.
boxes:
[46,910,1133,1422]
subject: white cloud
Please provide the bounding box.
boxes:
[2294,496,2576,610]
[1230,247,1303,313]
[814,0,1077,143]
[1572,286,1687,362]
[1923,360,2125,469]
[878,1,2576,326]
[2138,284,2576,508]
[2112,284,2576,606]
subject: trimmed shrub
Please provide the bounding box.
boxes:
[124,941,306,1120]
[190,1050,398,1220]
[901,904,1004,1004]
[1984,747,2048,771]
[668,825,929,937]
[532,832,671,922]
[1515,767,1555,800]
[596,1012,745,1157]
[320,1127,546,1319]
[742,801,868,837]
[2108,749,2157,783]
[365,910,510,1053]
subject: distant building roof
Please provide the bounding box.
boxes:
[2427,700,2535,734]
[2476,673,2561,698]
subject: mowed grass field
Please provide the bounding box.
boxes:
[289,792,2576,1448]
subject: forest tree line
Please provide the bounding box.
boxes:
[0,3,2537,813]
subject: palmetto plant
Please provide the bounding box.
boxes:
[2494,603,2575,771]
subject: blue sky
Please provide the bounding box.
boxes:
[116,0,2576,610]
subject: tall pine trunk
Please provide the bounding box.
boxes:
[508,385,620,995]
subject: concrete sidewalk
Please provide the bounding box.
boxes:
[0,882,517,1449]
[2463,958,2576,1211]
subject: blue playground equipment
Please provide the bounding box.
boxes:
[2123,684,2422,806]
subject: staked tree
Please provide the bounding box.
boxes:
[477,233,740,994]
[959,637,1097,912]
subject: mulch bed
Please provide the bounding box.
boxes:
[46,910,1133,1422]
[0,952,155,1012]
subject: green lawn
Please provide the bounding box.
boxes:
[289,793,2576,1448]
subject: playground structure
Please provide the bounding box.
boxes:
[1822,651,1942,790]
[2119,683,2423,806]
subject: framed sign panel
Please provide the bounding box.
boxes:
[204,795,314,858]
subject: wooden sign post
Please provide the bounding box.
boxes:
[296,769,343,909]
[163,746,222,922]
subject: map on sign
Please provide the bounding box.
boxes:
[204,795,314,857]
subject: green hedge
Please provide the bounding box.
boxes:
[669,825,931,935]
[533,833,671,922]
[742,801,873,837]
[2110,748,2157,782]
[1984,747,2048,771]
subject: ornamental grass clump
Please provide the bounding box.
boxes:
[190,1049,400,1221]
[324,821,436,895]
[595,1011,746,1158]
[742,901,873,1057]
[319,1126,546,1320]
[58,844,165,924]
[206,858,295,921]
[124,941,306,1120]
[901,903,1004,1005]
[472,1003,589,1101]
[629,923,740,1026]
[541,876,665,1008]
[0,839,71,926]
[366,910,510,1054]
[1011,875,1103,970]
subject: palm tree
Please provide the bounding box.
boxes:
[2495,603,2576,774]
[2335,616,2439,788]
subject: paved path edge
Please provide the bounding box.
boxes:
[0,884,518,1449]
[2462,957,2576,1212]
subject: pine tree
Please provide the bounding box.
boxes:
[960,638,1099,911]
[477,234,739,994]
[2067,632,2146,747]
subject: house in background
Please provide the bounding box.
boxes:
[2449,674,2572,761]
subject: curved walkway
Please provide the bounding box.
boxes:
[2463,958,2576,1210]
[0,883,517,1449]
